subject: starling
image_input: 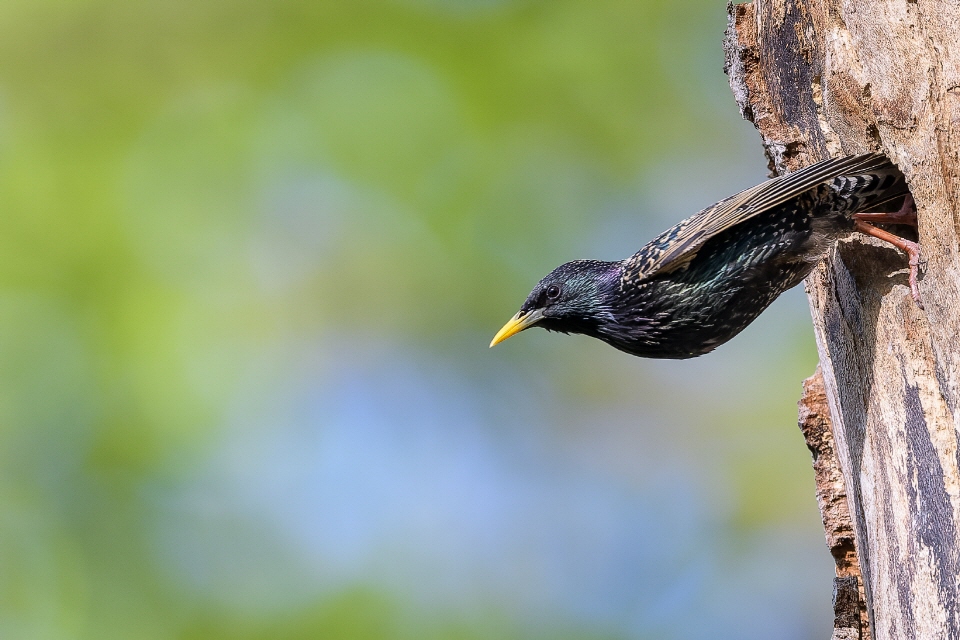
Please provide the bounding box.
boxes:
[490,153,921,359]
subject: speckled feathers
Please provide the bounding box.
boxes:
[495,153,910,359]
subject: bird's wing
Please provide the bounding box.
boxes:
[626,153,895,280]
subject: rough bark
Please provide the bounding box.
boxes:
[724,1,960,639]
[799,367,869,639]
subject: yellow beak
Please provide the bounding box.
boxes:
[489,309,544,347]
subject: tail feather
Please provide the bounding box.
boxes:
[830,165,909,214]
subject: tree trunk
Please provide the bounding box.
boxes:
[723,2,960,639]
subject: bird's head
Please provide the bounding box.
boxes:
[490,259,621,347]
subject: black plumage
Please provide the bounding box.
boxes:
[491,153,919,359]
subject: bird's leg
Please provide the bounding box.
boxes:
[853,193,917,227]
[853,219,923,308]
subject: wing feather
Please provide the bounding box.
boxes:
[627,153,893,280]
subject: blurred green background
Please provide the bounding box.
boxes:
[0,1,830,638]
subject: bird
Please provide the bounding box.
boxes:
[490,153,921,359]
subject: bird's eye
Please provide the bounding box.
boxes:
[546,285,561,299]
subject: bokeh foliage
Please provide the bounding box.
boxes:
[0,1,827,638]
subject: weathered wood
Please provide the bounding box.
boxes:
[799,367,868,640]
[724,1,960,638]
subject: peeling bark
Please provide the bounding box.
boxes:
[800,367,868,639]
[724,1,960,638]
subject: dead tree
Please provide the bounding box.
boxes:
[723,2,960,638]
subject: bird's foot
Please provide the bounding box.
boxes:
[853,219,923,309]
[853,193,917,227]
